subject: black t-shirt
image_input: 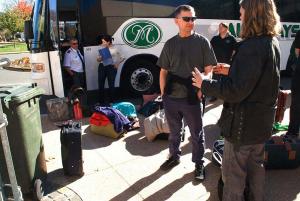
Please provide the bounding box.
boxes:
[210,34,237,63]
[157,33,217,98]
[295,30,300,49]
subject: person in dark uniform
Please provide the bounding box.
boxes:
[209,22,237,102]
[286,30,300,137]
[63,38,85,88]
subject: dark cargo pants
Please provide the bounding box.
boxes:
[288,67,300,135]
[163,95,205,165]
[222,140,265,201]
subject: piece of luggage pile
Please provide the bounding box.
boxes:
[46,86,87,122]
[212,135,300,169]
[138,96,170,141]
[89,102,139,139]
[57,101,140,178]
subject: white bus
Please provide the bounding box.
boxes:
[2,0,300,102]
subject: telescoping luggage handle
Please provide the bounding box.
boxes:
[0,100,23,201]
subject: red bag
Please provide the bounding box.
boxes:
[89,112,111,126]
[73,102,83,120]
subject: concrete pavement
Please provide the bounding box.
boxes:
[39,95,300,201]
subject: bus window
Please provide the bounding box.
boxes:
[59,21,78,41]
[191,0,239,20]
[32,0,46,51]
[276,0,300,22]
[49,0,59,50]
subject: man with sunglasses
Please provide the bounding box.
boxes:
[63,38,85,88]
[157,5,217,181]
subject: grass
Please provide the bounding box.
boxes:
[0,42,28,53]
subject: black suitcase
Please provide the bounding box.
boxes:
[60,121,84,176]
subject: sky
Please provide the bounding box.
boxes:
[0,0,5,12]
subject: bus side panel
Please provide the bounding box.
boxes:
[84,46,101,91]
[49,51,64,97]
[0,53,32,86]
[31,52,53,95]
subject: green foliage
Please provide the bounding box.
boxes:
[0,11,22,36]
[0,1,32,40]
[0,42,27,53]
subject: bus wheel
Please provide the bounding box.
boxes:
[121,59,159,95]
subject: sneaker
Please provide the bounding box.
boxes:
[160,156,180,171]
[194,164,205,181]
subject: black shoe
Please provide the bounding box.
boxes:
[194,164,205,181]
[160,156,180,171]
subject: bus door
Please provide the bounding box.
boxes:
[58,0,82,93]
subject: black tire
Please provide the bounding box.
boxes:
[121,58,160,95]
[33,179,44,201]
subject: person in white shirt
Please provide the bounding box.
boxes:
[96,34,125,104]
[63,38,85,88]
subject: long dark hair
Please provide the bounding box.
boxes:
[97,34,114,44]
[239,0,281,39]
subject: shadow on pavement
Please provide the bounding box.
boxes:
[143,172,195,201]
[81,126,120,150]
[123,131,169,156]
[265,167,300,201]
[43,168,82,195]
[110,168,170,201]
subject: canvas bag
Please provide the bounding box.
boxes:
[46,97,70,121]
[144,109,170,142]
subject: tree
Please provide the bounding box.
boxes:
[14,0,32,20]
[0,0,32,40]
[0,10,20,38]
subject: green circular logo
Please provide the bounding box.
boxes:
[122,20,162,49]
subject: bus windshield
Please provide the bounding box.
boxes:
[32,0,45,51]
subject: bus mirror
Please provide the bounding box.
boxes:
[24,20,34,40]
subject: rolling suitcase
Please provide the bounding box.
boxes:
[60,121,84,176]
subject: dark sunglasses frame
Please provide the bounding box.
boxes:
[71,42,78,45]
[180,16,197,22]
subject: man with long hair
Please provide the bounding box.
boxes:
[192,0,281,200]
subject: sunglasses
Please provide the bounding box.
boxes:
[72,42,78,45]
[180,16,197,22]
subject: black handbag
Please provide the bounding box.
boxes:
[264,135,300,169]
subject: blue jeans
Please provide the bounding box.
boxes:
[98,63,117,103]
[163,95,205,165]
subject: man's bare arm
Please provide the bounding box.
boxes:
[160,68,168,95]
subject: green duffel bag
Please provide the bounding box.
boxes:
[264,135,300,169]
